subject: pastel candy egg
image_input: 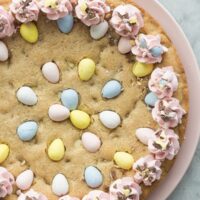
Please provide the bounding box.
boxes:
[17,121,38,141]
[57,14,74,34]
[99,111,121,129]
[84,166,103,188]
[47,139,65,161]
[135,128,156,145]
[20,22,38,43]
[0,41,9,61]
[90,21,109,40]
[52,174,69,196]
[144,92,158,107]
[16,86,37,106]
[48,104,70,122]
[78,58,96,81]
[118,37,133,54]
[42,62,60,83]
[70,110,90,129]
[16,169,34,190]
[139,37,147,48]
[132,62,153,77]
[61,89,79,110]
[150,46,163,57]
[114,152,134,170]
[102,80,122,99]
[82,132,101,153]
[0,144,9,163]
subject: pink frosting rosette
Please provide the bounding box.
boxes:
[82,190,110,200]
[10,0,40,23]
[148,129,180,160]
[109,177,141,200]
[59,195,80,200]
[0,6,15,38]
[17,189,48,200]
[148,67,178,99]
[38,0,73,20]
[0,167,15,198]
[75,0,110,26]
[110,4,143,38]
[131,34,168,64]
[133,155,162,186]
[152,97,186,128]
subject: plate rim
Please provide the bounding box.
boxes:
[133,0,200,199]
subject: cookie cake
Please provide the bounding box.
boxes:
[0,0,188,199]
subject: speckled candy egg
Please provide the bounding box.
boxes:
[118,37,133,54]
[114,152,134,170]
[61,89,79,110]
[81,132,101,153]
[84,166,103,188]
[17,121,38,141]
[0,41,9,62]
[0,144,9,164]
[57,14,74,34]
[42,62,60,83]
[144,92,158,107]
[99,111,121,129]
[135,128,156,145]
[52,174,69,196]
[16,169,34,190]
[90,21,109,40]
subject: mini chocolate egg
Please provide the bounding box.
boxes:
[42,62,60,83]
[132,62,153,77]
[84,166,103,188]
[16,86,37,106]
[150,46,163,57]
[114,152,134,170]
[118,37,132,54]
[47,138,65,161]
[20,22,38,43]
[139,37,147,48]
[78,58,96,81]
[90,21,108,40]
[57,14,74,34]
[0,144,9,163]
[81,132,101,153]
[52,174,69,196]
[70,110,90,129]
[61,89,79,110]
[99,111,121,129]
[16,169,34,190]
[135,128,156,145]
[102,80,122,99]
[48,104,70,122]
[144,92,158,107]
[17,121,38,141]
[0,41,9,61]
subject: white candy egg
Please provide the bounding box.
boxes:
[16,86,37,106]
[42,62,60,83]
[0,41,9,61]
[52,174,69,196]
[48,104,70,122]
[135,128,156,145]
[99,111,121,129]
[16,169,34,190]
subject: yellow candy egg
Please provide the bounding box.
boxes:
[47,139,65,161]
[70,110,90,129]
[0,144,9,164]
[132,62,153,77]
[114,152,134,170]
[78,58,96,81]
[20,22,39,44]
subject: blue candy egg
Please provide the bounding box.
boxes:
[61,89,79,110]
[139,37,147,48]
[145,92,158,107]
[17,121,38,141]
[84,166,103,188]
[57,14,74,34]
[102,80,122,99]
[150,46,163,57]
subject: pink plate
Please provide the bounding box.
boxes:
[133,0,200,199]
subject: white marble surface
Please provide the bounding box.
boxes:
[158,0,200,199]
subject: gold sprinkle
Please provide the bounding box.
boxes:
[129,17,137,24]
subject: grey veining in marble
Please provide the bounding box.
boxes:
[158,0,200,199]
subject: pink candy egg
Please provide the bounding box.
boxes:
[118,37,132,54]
